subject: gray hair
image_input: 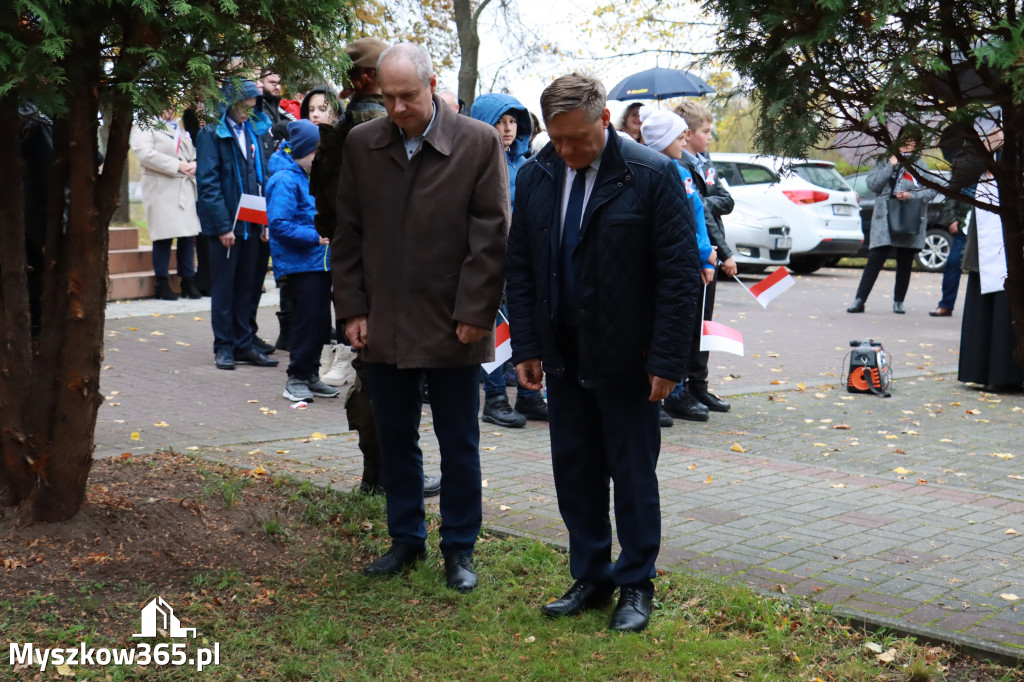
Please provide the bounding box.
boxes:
[540,73,606,123]
[377,42,433,87]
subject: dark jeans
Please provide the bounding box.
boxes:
[152,237,196,279]
[365,363,482,555]
[208,225,261,352]
[285,271,332,379]
[250,237,271,339]
[855,246,917,303]
[938,230,967,311]
[548,325,661,595]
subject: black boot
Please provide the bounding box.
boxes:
[180,277,202,300]
[274,311,291,351]
[154,277,178,301]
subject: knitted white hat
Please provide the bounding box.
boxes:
[639,106,688,152]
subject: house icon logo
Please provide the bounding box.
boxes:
[133,597,196,638]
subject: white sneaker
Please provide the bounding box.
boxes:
[321,344,356,387]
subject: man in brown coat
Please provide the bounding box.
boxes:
[332,43,509,593]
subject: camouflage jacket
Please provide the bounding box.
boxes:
[310,93,387,239]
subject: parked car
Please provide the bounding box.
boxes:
[721,206,791,273]
[845,170,952,273]
[713,153,862,274]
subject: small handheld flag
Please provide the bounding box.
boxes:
[747,267,795,309]
[481,315,513,374]
[700,320,744,356]
[234,193,268,226]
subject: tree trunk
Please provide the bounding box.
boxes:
[999,106,1024,369]
[0,33,126,521]
[0,99,37,510]
[454,0,494,114]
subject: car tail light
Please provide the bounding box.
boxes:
[782,189,830,204]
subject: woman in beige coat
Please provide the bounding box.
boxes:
[130,110,202,300]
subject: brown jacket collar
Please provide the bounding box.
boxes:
[368,94,454,157]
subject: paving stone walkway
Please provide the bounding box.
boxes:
[99,268,1024,661]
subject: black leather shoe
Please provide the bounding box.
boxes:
[608,587,653,632]
[541,581,615,617]
[235,348,280,367]
[423,475,441,498]
[214,348,235,370]
[692,390,731,413]
[443,552,478,593]
[482,396,526,428]
[847,298,865,313]
[363,544,426,576]
[514,394,549,421]
[658,403,673,428]
[893,301,906,314]
[253,336,276,355]
[663,392,709,422]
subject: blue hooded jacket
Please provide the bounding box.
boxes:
[470,93,532,204]
[265,147,329,276]
[196,80,273,237]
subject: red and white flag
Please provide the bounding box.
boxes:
[481,318,513,373]
[234,193,268,226]
[747,267,795,309]
[700,320,744,356]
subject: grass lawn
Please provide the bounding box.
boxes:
[2,454,1020,681]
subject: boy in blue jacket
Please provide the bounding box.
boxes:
[470,93,549,426]
[265,120,339,402]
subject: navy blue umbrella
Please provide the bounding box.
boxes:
[607,67,715,101]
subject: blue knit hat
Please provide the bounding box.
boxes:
[288,120,320,158]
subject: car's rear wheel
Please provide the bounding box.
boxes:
[787,255,829,274]
[916,229,951,272]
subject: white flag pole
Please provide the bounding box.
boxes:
[730,269,765,308]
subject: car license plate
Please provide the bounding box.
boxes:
[833,204,856,216]
[775,237,792,249]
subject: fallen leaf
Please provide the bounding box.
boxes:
[876,648,896,664]
[248,465,268,477]
[193,316,203,321]
[813,443,827,447]
[864,642,883,653]
[153,421,169,427]
[247,399,260,404]
[524,636,536,643]
[917,478,928,485]
[481,479,488,487]
[893,467,913,474]
[499,505,511,511]
[309,432,327,440]
[704,475,713,484]
[830,484,847,488]
[130,432,141,441]
[482,446,497,451]
[990,452,1015,460]
[1000,593,1020,601]
[966,409,981,414]
[276,450,290,454]
[833,423,851,430]
[796,382,806,390]
[770,380,786,385]
[56,663,73,676]
[1005,529,1019,536]
[687,463,697,470]
[730,443,746,453]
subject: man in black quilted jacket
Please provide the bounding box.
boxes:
[506,72,699,633]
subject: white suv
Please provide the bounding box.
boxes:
[712,153,863,274]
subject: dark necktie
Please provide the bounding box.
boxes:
[559,167,588,322]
